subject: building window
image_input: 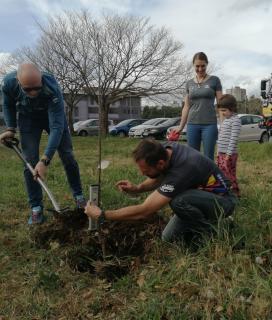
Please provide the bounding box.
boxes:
[120,98,128,107]
[88,106,98,113]
[120,97,140,108]
[130,97,139,107]
[109,107,116,113]
[89,96,95,105]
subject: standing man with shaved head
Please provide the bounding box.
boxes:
[0,63,85,224]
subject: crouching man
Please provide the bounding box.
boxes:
[85,139,237,244]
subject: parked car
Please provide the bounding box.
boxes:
[129,118,170,138]
[166,114,269,143]
[76,119,114,136]
[238,114,269,142]
[142,117,180,140]
[109,119,147,137]
[73,120,85,131]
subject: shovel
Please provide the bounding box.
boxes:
[4,138,69,215]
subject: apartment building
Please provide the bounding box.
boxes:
[226,86,247,102]
[69,94,141,123]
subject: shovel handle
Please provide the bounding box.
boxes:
[5,138,61,212]
[3,137,19,148]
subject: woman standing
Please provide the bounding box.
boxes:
[175,52,222,160]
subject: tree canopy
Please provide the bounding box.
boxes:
[16,10,190,133]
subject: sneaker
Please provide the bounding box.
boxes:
[75,195,86,209]
[28,206,45,225]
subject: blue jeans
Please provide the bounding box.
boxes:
[18,113,83,209]
[162,189,237,243]
[186,124,218,160]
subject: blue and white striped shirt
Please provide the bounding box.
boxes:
[217,114,241,155]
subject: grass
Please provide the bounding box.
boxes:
[0,136,272,319]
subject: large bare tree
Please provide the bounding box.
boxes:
[36,10,190,134]
[0,54,17,78]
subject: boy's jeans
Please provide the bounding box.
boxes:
[162,189,237,243]
[19,114,83,209]
[186,124,218,160]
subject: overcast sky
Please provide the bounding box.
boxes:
[0,0,271,96]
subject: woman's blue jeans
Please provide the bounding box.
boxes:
[162,189,237,243]
[186,124,218,160]
[19,114,83,210]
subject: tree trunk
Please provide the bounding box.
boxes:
[100,103,110,135]
[66,103,75,134]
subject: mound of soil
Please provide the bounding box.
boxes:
[29,209,166,280]
[30,208,88,247]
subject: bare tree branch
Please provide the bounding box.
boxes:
[14,10,191,133]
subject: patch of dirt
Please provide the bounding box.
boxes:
[30,208,88,247]
[29,209,166,281]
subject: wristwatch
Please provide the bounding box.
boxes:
[40,158,50,166]
[98,210,106,225]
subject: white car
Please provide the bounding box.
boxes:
[129,118,170,138]
[73,120,85,131]
[166,114,269,143]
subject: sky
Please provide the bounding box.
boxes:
[0,0,271,96]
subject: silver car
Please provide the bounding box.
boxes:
[76,119,114,136]
[129,118,170,138]
[73,120,85,131]
[166,114,269,143]
[238,114,269,142]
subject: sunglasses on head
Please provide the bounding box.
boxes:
[22,86,43,92]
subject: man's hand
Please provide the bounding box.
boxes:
[34,161,48,180]
[84,201,101,220]
[0,130,15,145]
[115,180,138,194]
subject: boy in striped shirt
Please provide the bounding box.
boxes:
[217,94,241,197]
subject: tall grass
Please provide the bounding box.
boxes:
[0,137,271,319]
